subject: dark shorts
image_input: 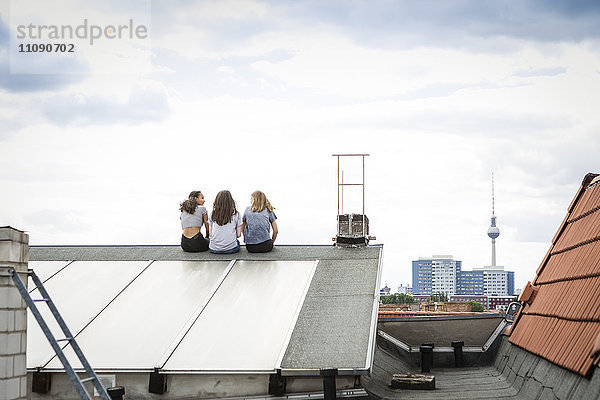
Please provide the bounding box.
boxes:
[246,239,274,253]
[181,233,209,252]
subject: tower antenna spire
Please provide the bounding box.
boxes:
[492,172,495,217]
[487,172,500,266]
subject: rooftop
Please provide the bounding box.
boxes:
[26,244,383,398]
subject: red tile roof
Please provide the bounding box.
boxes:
[509,173,600,376]
[378,311,486,319]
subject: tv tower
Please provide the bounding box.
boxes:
[487,173,500,266]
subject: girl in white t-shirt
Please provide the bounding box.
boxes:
[208,190,242,254]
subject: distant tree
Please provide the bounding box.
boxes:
[427,292,448,302]
[380,295,394,304]
[470,301,484,312]
[513,295,519,302]
[397,293,417,304]
[381,293,417,304]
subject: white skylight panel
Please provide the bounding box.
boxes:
[42,261,230,370]
[27,261,150,369]
[162,260,317,372]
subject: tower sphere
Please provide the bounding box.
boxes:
[487,226,500,239]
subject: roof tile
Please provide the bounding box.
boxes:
[509,173,600,376]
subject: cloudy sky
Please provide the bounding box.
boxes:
[1,0,599,292]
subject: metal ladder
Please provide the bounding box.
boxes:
[9,268,111,400]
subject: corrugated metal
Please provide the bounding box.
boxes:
[510,173,600,377]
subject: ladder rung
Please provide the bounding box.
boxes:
[80,377,96,383]
[56,338,72,342]
[33,298,50,302]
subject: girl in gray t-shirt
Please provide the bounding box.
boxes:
[179,191,210,252]
[242,191,278,253]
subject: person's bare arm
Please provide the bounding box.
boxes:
[236,213,243,238]
[271,220,278,243]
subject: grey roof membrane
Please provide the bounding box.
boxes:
[30,245,381,262]
[29,245,383,375]
[281,257,380,371]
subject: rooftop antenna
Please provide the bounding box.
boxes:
[487,172,500,266]
[332,154,375,246]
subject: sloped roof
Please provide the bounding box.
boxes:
[509,173,600,376]
[27,245,382,375]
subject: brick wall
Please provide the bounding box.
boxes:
[380,302,478,312]
[379,304,418,311]
[0,227,29,400]
[422,302,473,312]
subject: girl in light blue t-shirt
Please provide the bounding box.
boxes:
[241,190,278,253]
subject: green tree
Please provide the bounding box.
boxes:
[397,293,417,304]
[427,292,448,302]
[381,293,417,304]
[470,301,484,312]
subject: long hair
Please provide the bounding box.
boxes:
[211,190,238,225]
[251,190,275,213]
[180,190,201,214]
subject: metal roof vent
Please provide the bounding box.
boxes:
[333,153,375,247]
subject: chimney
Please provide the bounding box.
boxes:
[332,154,375,247]
[0,226,29,400]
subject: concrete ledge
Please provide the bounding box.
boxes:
[27,372,358,399]
[29,244,382,262]
[0,228,28,244]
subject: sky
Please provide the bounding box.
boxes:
[1,0,599,293]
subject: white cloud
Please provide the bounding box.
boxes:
[2,0,600,294]
[175,0,268,20]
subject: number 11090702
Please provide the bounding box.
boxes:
[19,43,75,52]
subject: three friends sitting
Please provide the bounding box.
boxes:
[179,190,278,254]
